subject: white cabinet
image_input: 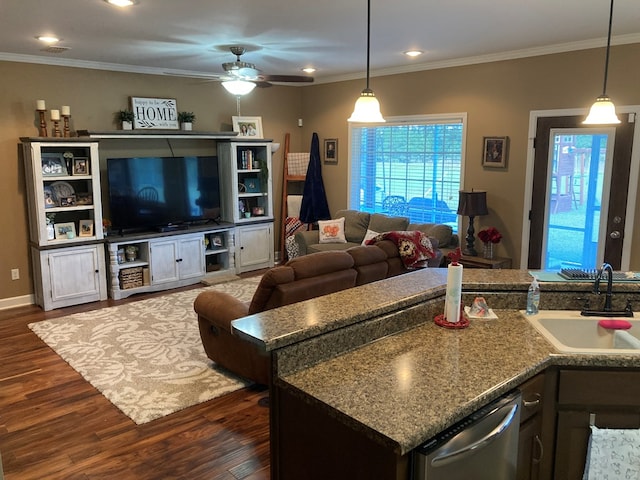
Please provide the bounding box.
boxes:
[31,244,107,311]
[218,140,275,272]
[21,138,107,310]
[106,226,235,300]
[150,234,204,284]
[237,223,274,273]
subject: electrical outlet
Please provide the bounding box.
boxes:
[11,268,19,280]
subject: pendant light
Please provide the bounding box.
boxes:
[221,80,256,96]
[583,0,620,124]
[348,0,385,123]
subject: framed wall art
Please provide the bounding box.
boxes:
[131,97,179,130]
[324,138,338,164]
[79,219,94,237]
[482,136,509,169]
[232,116,263,138]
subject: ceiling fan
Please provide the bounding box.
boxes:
[166,46,314,88]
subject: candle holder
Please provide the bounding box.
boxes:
[37,109,48,137]
[51,119,62,138]
[62,115,71,138]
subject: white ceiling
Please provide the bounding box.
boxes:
[2,0,640,84]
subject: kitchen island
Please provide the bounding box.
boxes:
[231,268,640,479]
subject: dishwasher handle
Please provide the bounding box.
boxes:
[430,403,519,468]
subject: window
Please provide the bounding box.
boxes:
[348,114,466,232]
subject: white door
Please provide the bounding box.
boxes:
[178,236,205,279]
[48,246,104,304]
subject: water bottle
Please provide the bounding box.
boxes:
[526,277,540,315]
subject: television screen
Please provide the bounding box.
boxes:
[107,156,221,233]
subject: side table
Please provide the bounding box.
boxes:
[458,255,512,269]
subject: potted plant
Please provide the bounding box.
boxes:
[178,111,196,131]
[117,110,135,130]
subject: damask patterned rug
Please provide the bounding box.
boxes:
[29,276,261,424]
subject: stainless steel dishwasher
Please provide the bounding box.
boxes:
[413,390,521,480]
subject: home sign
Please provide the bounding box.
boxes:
[131,97,179,129]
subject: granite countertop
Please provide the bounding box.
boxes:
[279,309,640,455]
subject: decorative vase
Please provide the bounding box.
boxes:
[483,242,495,260]
[181,122,193,131]
[122,120,133,130]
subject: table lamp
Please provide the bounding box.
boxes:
[457,190,488,256]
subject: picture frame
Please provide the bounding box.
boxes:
[59,194,76,207]
[72,157,89,175]
[211,235,223,248]
[243,177,261,193]
[232,116,263,138]
[41,153,67,176]
[324,138,338,164]
[131,97,179,130]
[482,136,509,168]
[54,222,76,240]
[75,192,93,205]
[44,186,56,208]
[79,219,94,237]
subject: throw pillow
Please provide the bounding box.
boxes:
[361,229,379,245]
[318,217,347,243]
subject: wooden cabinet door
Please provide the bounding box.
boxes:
[150,239,180,284]
[177,236,205,279]
[237,224,273,272]
[46,245,105,307]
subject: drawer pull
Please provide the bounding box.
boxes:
[533,434,544,463]
[523,393,541,407]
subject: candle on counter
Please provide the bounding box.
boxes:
[51,109,60,121]
[61,105,70,116]
[36,99,46,110]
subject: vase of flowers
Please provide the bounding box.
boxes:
[478,227,502,259]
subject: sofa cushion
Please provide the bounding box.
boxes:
[308,242,360,254]
[346,245,389,285]
[335,209,370,243]
[318,217,347,243]
[409,223,454,247]
[361,229,379,245]
[369,213,409,233]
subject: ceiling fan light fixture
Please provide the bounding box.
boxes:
[348,0,385,123]
[221,80,256,96]
[583,0,620,125]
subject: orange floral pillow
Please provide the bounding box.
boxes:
[318,217,347,243]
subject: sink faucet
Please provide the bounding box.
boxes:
[593,263,614,312]
[581,262,633,317]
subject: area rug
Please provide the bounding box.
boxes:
[28,276,262,424]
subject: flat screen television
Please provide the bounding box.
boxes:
[107,156,221,233]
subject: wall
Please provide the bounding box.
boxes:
[300,43,640,269]
[2,43,640,306]
[0,61,304,307]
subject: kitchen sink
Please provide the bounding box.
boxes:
[522,310,640,354]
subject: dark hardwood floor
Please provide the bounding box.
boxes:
[0,281,270,480]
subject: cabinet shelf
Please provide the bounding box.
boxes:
[205,247,229,256]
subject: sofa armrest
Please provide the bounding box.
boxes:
[194,290,250,332]
[294,230,320,256]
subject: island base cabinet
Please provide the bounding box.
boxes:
[272,386,408,480]
[31,244,107,311]
[553,369,640,480]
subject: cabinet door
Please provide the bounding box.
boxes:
[237,224,273,272]
[150,239,180,284]
[178,236,205,279]
[47,246,105,304]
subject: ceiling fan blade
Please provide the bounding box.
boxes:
[253,81,272,88]
[260,74,314,83]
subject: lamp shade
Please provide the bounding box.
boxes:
[348,89,386,123]
[457,190,488,216]
[221,80,256,96]
[583,95,621,124]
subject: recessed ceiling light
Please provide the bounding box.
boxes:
[302,67,316,74]
[404,50,423,58]
[104,0,139,7]
[36,35,61,44]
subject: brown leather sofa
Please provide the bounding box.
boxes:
[195,241,440,385]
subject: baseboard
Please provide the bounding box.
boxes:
[0,294,34,311]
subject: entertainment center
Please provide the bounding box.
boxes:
[21,132,274,310]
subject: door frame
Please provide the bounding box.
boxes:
[520,106,640,269]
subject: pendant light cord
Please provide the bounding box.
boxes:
[365,0,371,91]
[602,0,614,96]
